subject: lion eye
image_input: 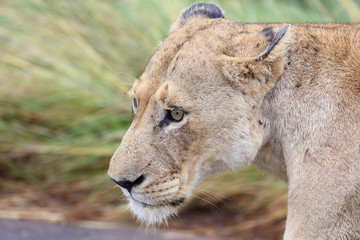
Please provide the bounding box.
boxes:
[133,98,138,113]
[170,110,184,122]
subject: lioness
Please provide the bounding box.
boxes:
[108,3,360,239]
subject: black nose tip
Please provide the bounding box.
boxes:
[111,175,145,192]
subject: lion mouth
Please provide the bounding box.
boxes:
[131,196,185,208]
[128,196,186,226]
[168,197,185,207]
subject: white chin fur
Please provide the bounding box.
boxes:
[128,198,179,226]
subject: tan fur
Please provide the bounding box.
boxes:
[108,3,360,239]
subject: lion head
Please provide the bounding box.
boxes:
[108,3,290,226]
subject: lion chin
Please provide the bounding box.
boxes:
[128,198,183,226]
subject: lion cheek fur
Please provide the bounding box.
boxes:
[124,123,262,227]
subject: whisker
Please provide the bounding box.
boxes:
[178,190,222,211]
[192,187,229,204]
[192,186,229,200]
[172,211,182,222]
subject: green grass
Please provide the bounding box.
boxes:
[1,0,360,225]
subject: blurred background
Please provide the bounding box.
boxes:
[1,0,359,239]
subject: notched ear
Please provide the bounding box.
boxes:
[221,25,292,99]
[170,3,224,33]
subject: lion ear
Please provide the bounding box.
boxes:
[221,25,291,100]
[170,3,224,33]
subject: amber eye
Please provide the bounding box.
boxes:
[170,109,184,121]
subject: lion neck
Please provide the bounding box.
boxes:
[254,24,360,184]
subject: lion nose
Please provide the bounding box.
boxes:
[111,175,145,192]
